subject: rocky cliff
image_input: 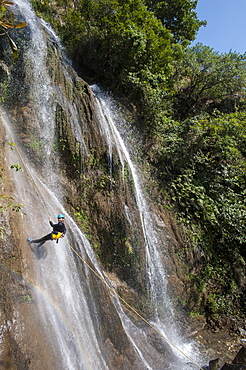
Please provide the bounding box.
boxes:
[0,8,245,370]
[0,17,180,369]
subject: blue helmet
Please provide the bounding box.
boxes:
[57,214,65,219]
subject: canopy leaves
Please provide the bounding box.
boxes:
[144,0,206,44]
[172,44,246,119]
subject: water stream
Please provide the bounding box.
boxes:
[2,0,205,368]
[91,87,202,366]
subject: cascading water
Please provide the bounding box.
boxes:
[90,87,203,366]
[1,0,206,368]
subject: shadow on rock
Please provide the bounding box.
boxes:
[203,343,246,370]
[29,243,47,259]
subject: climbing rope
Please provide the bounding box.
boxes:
[68,242,204,369]
[2,117,204,370]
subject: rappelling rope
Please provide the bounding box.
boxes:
[2,118,204,370]
[67,242,204,369]
[2,119,50,217]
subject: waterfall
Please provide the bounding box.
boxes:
[91,88,202,364]
[1,0,205,368]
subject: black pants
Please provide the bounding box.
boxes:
[31,233,52,247]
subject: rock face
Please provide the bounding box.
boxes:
[0,16,179,369]
[1,8,245,370]
[220,345,246,369]
[7,29,149,292]
[0,124,56,369]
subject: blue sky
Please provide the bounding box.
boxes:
[193,0,246,54]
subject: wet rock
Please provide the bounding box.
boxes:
[232,346,246,364]
[219,345,246,369]
[183,315,207,337]
[210,358,220,369]
[202,358,219,370]
[239,328,246,337]
[220,364,246,369]
[167,274,185,295]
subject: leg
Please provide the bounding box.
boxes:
[29,233,52,245]
[36,240,46,248]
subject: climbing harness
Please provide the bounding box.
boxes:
[51,231,63,240]
[2,117,204,370]
[2,118,204,370]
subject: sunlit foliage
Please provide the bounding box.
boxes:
[0,0,26,58]
[144,0,206,44]
[172,44,246,119]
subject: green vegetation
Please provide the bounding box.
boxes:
[149,111,246,316]
[0,0,26,58]
[0,191,25,238]
[0,140,25,239]
[172,44,246,119]
[0,0,27,104]
[27,0,246,318]
[144,0,206,44]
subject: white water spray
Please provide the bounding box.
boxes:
[91,87,202,364]
[2,0,205,368]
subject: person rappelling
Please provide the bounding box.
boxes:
[26,214,66,247]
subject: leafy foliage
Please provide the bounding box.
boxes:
[0,159,25,238]
[152,112,246,245]
[31,1,246,125]
[0,0,26,58]
[150,112,246,313]
[59,0,177,79]
[31,0,182,119]
[144,0,206,44]
[172,44,246,119]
